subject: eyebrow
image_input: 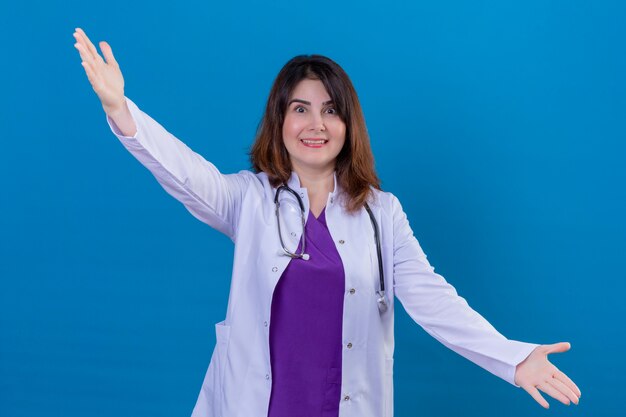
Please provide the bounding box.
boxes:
[288,99,334,106]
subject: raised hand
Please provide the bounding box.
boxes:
[73,27,126,114]
[514,342,581,408]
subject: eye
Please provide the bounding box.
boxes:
[294,106,306,113]
[325,107,337,115]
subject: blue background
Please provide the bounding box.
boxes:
[1,0,624,416]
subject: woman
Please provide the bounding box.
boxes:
[73,27,581,417]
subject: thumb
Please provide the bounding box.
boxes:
[100,41,118,66]
[544,341,571,355]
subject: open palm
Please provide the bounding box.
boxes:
[73,27,126,113]
[515,342,582,408]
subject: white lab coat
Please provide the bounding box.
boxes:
[106,97,539,417]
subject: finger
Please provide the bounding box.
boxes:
[75,27,99,59]
[537,382,570,406]
[80,60,97,86]
[545,342,571,354]
[554,369,581,398]
[549,377,579,405]
[74,42,95,65]
[81,60,98,86]
[73,29,96,62]
[75,28,104,64]
[81,59,103,91]
[99,41,118,67]
[523,385,550,409]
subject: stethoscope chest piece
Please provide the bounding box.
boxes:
[377,291,388,313]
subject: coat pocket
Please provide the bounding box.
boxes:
[383,358,394,417]
[215,320,231,386]
[191,321,231,417]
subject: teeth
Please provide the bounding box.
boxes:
[301,139,327,144]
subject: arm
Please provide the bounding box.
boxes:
[390,195,581,407]
[106,96,253,241]
[106,96,137,137]
[72,27,251,240]
[390,194,539,386]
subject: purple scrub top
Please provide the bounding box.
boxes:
[267,207,346,417]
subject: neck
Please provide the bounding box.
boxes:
[292,164,335,195]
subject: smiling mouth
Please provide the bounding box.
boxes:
[300,139,329,146]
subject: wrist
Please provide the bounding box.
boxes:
[104,97,127,117]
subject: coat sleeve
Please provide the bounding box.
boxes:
[106,96,253,241]
[390,194,539,386]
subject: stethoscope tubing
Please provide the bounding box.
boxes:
[274,184,387,312]
[274,185,308,259]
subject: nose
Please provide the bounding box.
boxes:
[307,111,326,132]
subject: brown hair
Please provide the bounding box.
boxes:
[249,54,381,213]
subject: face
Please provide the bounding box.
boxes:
[282,78,347,175]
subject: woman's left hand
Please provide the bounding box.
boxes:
[514,342,581,408]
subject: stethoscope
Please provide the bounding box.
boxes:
[274,184,388,313]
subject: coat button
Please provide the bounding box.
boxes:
[338,239,345,244]
[349,288,356,294]
[343,395,351,401]
[347,342,353,349]
[300,192,305,198]
[264,321,268,327]
[265,374,270,380]
[290,232,296,237]
[272,267,278,272]
[330,197,334,204]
